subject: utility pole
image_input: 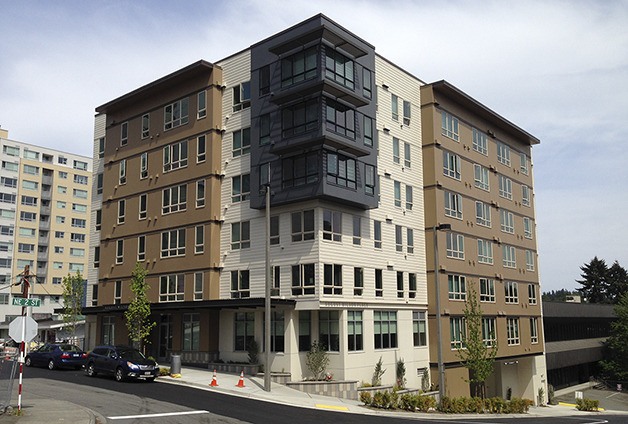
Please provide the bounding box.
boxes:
[17,265,30,414]
[264,166,272,392]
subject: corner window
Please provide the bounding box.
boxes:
[164,98,189,130]
[233,81,251,112]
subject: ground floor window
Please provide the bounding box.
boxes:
[271,310,285,352]
[235,312,255,351]
[183,313,200,351]
[413,311,427,346]
[102,316,115,345]
[347,310,363,351]
[319,310,340,351]
[374,310,397,349]
[299,311,311,351]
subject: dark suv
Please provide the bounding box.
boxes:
[85,345,158,382]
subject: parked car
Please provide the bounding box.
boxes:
[85,345,158,382]
[24,343,87,370]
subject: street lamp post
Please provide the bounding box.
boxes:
[434,223,451,403]
[264,171,272,392]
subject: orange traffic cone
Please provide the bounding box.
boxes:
[236,370,245,388]
[210,369,219,387]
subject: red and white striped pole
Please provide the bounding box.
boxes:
[17,265,30,414]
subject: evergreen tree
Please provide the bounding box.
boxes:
[600,291,628,381]
[61,271,85,343]
[125,263,156,353]
[577,257,610,303]
[607,261,628,304]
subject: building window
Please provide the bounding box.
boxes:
[405,185,413,210]
[391,93,399,121]
[325,49,354,89]
[270,311,285,352]
[403,100,411,126]
[477,239,494,265]
[523,217,533,239]
[94,246,100,268]
[505,281,519,303]
[24,164,39,175]
[502,245,516,268]
[270,216,279,245]
[450,317,465,349]
[442,111,459,141]
[520,154,529,175]
[161,228,186,258]
[323,264,342,295]
[499,175,512,200]
[163,140,188,172]
[0,177,17,188]
[395,225,403,253]
[500,210,514,234]
[375,269,383,297]
[164,98,189,130]
[272,266,280,296]
[117,200,125,224]
[530,318,539,344]
[70,233,85,243]
[446,233,464,259]
[443,151,461,180]
[482,317,497,347]
[114,281,122,304]
[230,270,250,298]
[480,278,495,302]
[299,312,311,351]
[445,191,463,219]
[2,161,18,172]
[194,272,203,300]
[474,164,490,191]
[362,68,372,98]
[69,248,84,257]
[326,152,356,188]
[195,225,204,254]
[528,284,538,305]
[291,263,315,295]
[22,180,38,191]
[353,267,363,296]
[119,159,126,184]
[197,91,207,119]
[74,174,88,185]
[408,272,417,298]
[352,216,361,245]
[232,127,251,157]
[322,210,342,242]
[22,211,36,221]
[282,99,318,138]
[448,274,466,300]
[374,311,398,349]
[497,142,511,166]
[326,99,356,139]
[95,210,101,230]
[197,135,206,163]
[365,165,376,195]
[393,180,402,207]
[233,81,251,112]
[141,114,150,139]
[98,137,105,158]
[183,313,200,351]
[140,152,148,179]
[374,220,382,249]
[507,317,520,345]
[407,228,414,254]
[160,274,184,302]
[364,116,374,146]
[115,239,124,264]
[162,184,187,214]
[282,151,318,188]
[522,185,531,206]
[234,312,254,351]
[137,235,145,261]
[281,46,317,88]
[231,174,250,203]
[139,194,147,220]
[347,310,363,351]
[231,221,250,250]
[475,201,491,227]
[259,113,271,146]
[195,180,205,208]
[21,196,37,207]
[526,250,535,271]
[393,137,401,164]
[96,173,103,194]
[413,311,427,346]
[473,128,488,155]
[3,145,19,156]
[291,210,314,242]
[319,310,340,352]
[259,65,270,96]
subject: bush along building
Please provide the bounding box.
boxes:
[82,14,544,400]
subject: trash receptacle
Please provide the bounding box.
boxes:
[170,355,181,375]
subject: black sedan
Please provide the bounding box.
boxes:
[25,343,87,370]
[85,345,158,382]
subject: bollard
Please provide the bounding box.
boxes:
[170,354,181,375]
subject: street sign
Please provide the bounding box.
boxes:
[12,298,41,307]
[8,316,38,343]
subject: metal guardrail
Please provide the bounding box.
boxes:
[0,348,19,413]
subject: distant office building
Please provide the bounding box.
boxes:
[0,128,92,342]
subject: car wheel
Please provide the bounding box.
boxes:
[115,367,126,382]
[86,362,97,377]
[48,360,55,370]
[25,356,32,367]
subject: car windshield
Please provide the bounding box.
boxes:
[119,349,146,361]
[59,344,82,352]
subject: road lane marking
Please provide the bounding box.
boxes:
[315,404,349,411]
[108,410,209,420]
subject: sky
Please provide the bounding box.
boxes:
[1,0,627,293]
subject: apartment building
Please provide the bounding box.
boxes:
[421,81,545,400]
[0,128,92,341]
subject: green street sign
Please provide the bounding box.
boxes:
[12,298,41,307]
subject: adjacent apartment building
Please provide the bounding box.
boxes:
[421,81,545,400]
[83,14,543,397]
[0,128,92,341]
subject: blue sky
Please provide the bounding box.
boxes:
[1,0,627,292]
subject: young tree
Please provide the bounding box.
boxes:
[61,271,85,343]
[125,263,156,353]
[577,257,610,303]
[457,284,498,398]
[600,291,628,381]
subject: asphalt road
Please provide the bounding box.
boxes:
[14,366,628,423]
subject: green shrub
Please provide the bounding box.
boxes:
[399,393,416,411]
[359,391,372,405]
[372,391,385,408]
[576,398,599,412]
[506,397,534,413]
[416,394,437,412]
[372,356,386,386]
[381,391,393,409]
